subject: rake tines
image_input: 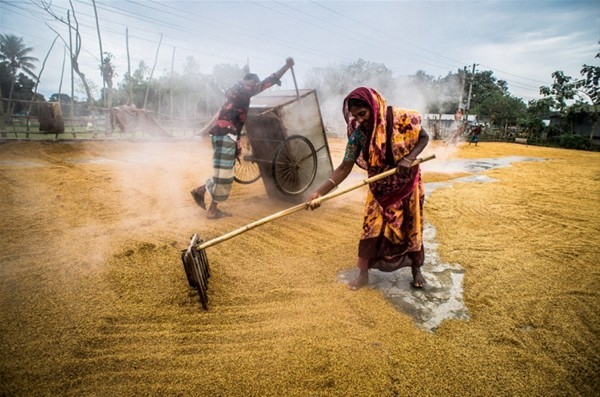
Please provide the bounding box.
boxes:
[181,233,211,310]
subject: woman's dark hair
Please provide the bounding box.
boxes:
[347,98,369,109]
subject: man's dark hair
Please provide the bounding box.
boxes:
[243,73,260,83]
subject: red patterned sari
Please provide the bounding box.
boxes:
[343,87,425,271]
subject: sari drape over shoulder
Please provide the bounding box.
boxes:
[343,87,425,272]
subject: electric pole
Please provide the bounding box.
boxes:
[458,66,467,110]
[464,63,478,125]
[466,63,478,112]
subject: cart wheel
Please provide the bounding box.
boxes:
[234,133,261,184]
[272,135,318,195]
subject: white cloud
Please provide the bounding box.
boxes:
[1,0,597,102]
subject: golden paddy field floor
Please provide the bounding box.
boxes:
[0,137,598,396]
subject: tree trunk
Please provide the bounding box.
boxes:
[92,0,105,107]
[72,61,93,107]
[67,11,93,108]
[590,104,599,144]
[7,74,15,117]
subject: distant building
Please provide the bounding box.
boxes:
[424,113,477,140]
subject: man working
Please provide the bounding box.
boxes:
[469,124,482,146]
[191,57,295,219]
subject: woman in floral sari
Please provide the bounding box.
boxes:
[307,87,430,290]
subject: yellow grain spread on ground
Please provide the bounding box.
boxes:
[0,138,598,396]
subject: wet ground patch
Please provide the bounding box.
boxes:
[339,156,545,331]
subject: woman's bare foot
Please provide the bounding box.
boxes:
[348,269,369,290]
[411,266,426,288]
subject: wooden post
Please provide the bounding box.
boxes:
[170,46,175,121]
[143,33,163,110]
[126,28,133,105]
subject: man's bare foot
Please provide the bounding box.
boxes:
[190,186,206,210]
[206,208,232,219]
[348,270,369,290]
[411,266,426,288]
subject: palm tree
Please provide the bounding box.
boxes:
[0,34,38,115]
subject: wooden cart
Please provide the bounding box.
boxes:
[234,89,334,202]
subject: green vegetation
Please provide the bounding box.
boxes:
[0,34,598,149]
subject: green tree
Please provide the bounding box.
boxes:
[49,93,75,117]
[304,58,395,133]
[427,71,463,114]
[305,64,348,99]
[117,61,150,108]
[404,70,464,115]
[575,50,599,142]
[579,55,600,106]
[540,47,600,143]
[539,71,577,114]
[152,57,221,122]
[469,70,509,113]
[452,68,525,135]
[477,91,526,130]
[179,57,223,120]
[306,58,395,102]
[38,0,95,106]
[346,58,394,90]
[521,97,553,142]
[100,52,115,108]
[13,73,37,114]
[0,34,38,115]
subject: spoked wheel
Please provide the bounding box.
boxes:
[272,135,318,195]
[234,133,261,184]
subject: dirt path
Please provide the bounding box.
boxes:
[0,137,598,396]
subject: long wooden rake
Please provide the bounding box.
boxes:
[181,154,436,309]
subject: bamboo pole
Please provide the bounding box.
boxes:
[170,46,175,121]
[67,10,75,137]
[27,35,59,136]
[126,28,133,105]
[57,46,66,140]
[195,154,436,251]
[291,66,299,98]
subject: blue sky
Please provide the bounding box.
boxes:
[1,0,598,103]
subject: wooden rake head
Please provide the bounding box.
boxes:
[181,233,211,310]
